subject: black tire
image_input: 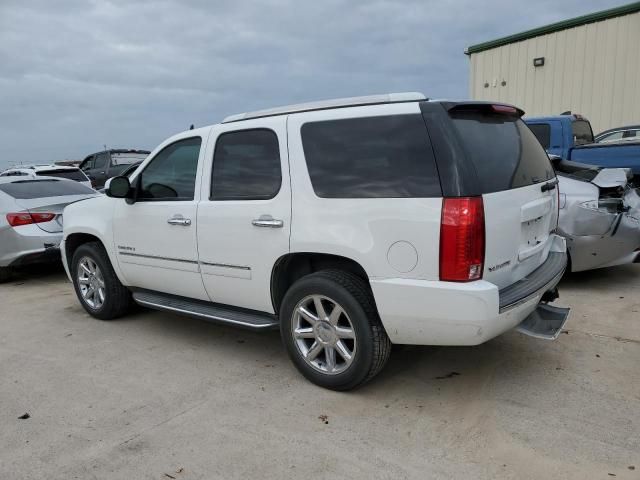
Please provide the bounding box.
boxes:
[71,242,132,320]
[280,270,391,391]
[0,267,12,283]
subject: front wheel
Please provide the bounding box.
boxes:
[71,242,131,320]
[280,270,391,390]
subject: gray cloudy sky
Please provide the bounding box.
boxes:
[0,0,627,168]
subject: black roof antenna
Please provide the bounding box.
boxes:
[189,124,194,130]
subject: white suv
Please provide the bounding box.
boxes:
[61,93,569,390]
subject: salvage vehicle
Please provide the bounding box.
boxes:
[1,165,92,188]
[525,114,640,179]
[79,149,150,189]
[552,157,640,272]
[62,93,570,390]
[0,177,98,282]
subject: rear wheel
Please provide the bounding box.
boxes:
[71,242,131,320]
[280,270,391,390]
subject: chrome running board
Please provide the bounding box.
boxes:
[132,290,278,330]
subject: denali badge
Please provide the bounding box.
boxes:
[488,260,511,272]
[117,245,136,252]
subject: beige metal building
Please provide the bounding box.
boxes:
[466,2,640,134]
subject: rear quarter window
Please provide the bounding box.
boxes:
[301,114,441,198]
[0,179,95,199]
[449,112,555,194]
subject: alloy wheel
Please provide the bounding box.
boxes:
[291,294,357,375]
[77,256,106,310]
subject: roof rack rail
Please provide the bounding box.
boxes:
[222,92,427,123]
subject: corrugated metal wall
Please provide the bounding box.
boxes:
[469,11,640,134]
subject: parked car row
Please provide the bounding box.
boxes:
[0,164,92,187]
[1,93,638,391]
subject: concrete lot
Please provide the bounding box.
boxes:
[1,264,639,480]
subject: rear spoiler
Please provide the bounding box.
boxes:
[442,101,525,117]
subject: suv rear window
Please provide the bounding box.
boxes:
[0,179,95,199]
[572,120,594,145]
[36,169,87,181]
[449,112,554,193]
[301,114,441,198]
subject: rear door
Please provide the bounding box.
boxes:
[196,116,290,313]
[424,103,559,289]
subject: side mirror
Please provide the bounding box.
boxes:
[105,176,131,199]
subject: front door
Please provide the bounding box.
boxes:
[197,117,291,313]
[112,134,209,300]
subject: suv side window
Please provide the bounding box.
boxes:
[137,137,202,201]
[94,152,110,170]
[211,129,281,200]
[301,114,441,198]
[81,156,95,171]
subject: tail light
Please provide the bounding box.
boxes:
[6,212,56,227]
[440,197,485,282]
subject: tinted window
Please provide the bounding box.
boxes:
[572,120,594,145]
[138,137,201,201]
[0,179,95,199]
[528,123,551,149]
[301,114,441,198]
[449,112,554,193]
[211,129,281,200]
[80,156,94,171]
[36,169,87,181]
[94,153,110,170]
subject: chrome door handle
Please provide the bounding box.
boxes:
[167,216,191,226]
[252,215,283,228]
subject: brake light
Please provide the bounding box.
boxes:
[491,104,518,115]
[440,197,485,282]
[6,212,56,227]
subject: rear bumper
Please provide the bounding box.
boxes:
[0,225,62,268]
[371,250,568,346]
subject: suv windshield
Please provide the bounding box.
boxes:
[449,112,555,193]
[0,179,95,199]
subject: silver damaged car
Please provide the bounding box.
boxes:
[0,177,98,282]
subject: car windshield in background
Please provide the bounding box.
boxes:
[572,120,594,145]
[449,112,555,193]
[36,169,86,181]
[0,179,95,199]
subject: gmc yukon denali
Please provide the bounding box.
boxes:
[61,93,570,390]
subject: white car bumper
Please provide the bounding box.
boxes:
[371,252,567,346]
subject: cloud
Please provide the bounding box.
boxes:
[0,0,628,167]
